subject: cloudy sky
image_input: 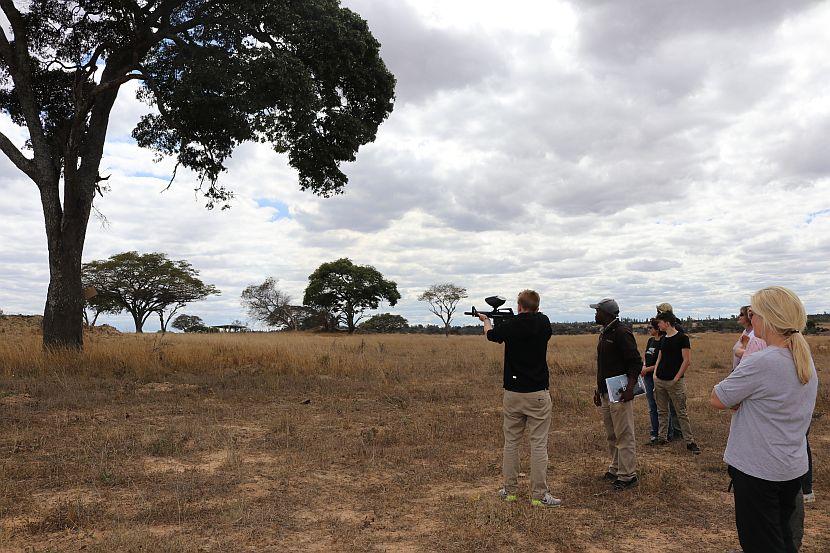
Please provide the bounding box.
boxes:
[2,0,830,330]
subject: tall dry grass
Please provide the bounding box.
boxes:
[1,330,828,552]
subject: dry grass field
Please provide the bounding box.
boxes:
[1,328,828,552]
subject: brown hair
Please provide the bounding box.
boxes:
[739,305,750,319]
[655,311,676,325]
[517,290,540,312]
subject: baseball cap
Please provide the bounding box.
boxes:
[590,298,619,315]
[656,302,674,313]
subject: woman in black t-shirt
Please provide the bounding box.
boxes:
[653,312,701,454]
[641,319,680,444]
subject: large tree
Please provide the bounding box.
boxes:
[418,283,467,337]
[303,258,400,334]
[82,251,219,332]
[0,1,395,348]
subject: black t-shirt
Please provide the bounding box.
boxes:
[486,312,552,393]
[644,337,660,367]
[655,332,691,380]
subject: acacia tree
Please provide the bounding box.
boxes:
[82,251,219,332]
[0,1,395,348]
[418,283,467,337]
[303,258,400,334]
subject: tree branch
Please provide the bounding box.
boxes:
[0,129,37,181]
[0,0,25,32]
[90,71,147,97]
[0,0,54,182]
[0,25,12,65]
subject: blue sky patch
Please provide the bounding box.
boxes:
[133,171,169,180]
[256,198,291,221]
[806,208,830,224]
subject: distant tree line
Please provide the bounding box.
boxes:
[78,250,830,336]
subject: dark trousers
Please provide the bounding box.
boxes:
[729,465,802,553]
[802,431,813,494]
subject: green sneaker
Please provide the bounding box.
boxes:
[497,488,517,502]
[530,493,562,507]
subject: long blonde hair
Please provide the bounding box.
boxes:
[751,286,814,384]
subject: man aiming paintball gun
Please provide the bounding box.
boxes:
[477,290,561,508]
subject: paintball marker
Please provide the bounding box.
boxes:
[464,296,515,327]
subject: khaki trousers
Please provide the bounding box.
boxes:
[654,377,695,443]
[600,393,637,481]
[503,389,551,500]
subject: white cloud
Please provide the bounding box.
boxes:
[2,1,830,330]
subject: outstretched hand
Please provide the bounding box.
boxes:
[477,313,489,322]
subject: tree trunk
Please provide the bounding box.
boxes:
[133,313,145,333]
[31,56,121,349]
[42,244,85,348]
[158,311,166,333]
[40,169,89,348]
[444,323,450,337]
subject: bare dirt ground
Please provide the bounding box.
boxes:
[0,331,828,552]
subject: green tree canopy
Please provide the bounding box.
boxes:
[171,314,204,332]
[303,258,400,333]
[0,0,395,348]
[82,251,219,332]
[358,313,408,333]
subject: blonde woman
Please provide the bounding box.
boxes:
[710,287,818,553]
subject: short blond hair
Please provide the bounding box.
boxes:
[517,290,540,312]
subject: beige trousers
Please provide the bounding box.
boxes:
[600,393,637,481]
[503,389,551,500]
[654,377,695,443]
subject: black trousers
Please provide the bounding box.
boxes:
[729,465,803,553]
[802,430,813,495]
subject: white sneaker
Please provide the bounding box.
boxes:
[531,492,562,507]
[803,492,815,503]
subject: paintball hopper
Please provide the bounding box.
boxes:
[465,295,514,326]
[485,296,506,309]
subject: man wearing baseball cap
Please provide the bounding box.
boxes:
[591,297,643,490]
